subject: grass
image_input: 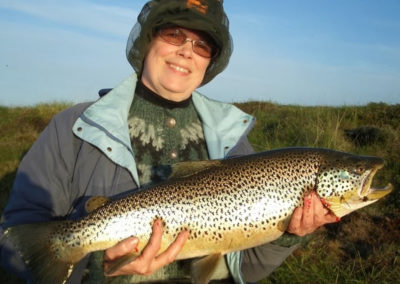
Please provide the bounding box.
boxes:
[235,101,400,283]
[0,103,72,283]
[0,103,71,212]
[1,101,399,283]
[260,212,400,283]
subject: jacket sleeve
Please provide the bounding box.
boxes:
[0,106,84,279]
[225,137,302,283]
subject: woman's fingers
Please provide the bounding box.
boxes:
[287,192,340,236]
[104,236,139,261]
[104,219,189,276]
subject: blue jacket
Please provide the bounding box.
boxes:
[1,74,296,283]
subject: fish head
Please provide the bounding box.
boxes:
[316,151,393,218]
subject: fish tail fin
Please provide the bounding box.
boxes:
[4,221,75,284]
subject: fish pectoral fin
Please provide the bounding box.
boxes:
[104,251,139,276]
[277,216,292,232]
[85,196,110,213]
[169,160,222,179]
[328,202,349,218]
[191,253,225,284]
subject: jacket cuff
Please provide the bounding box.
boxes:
[270,232,303,247]
[226,251,245,284]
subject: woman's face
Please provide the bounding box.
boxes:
[141,27,212,102]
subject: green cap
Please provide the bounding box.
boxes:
[126,0,233,86]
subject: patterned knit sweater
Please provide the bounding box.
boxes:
[128,81,209,185]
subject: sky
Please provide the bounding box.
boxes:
[1,0,399,106]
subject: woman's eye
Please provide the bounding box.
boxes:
[196,41,211,51]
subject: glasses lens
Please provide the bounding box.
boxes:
[158,27,215,58]
[192,41,213,58]
[159,28,186,45]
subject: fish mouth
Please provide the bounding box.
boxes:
[360,162,392,200]
[327,181,393,218]
[363,183,393,201]
[327,161,393,218]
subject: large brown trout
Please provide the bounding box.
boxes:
[3,148,393,284]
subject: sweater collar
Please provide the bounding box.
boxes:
[135,80,192,109]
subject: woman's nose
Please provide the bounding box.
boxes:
[177,40,194,58]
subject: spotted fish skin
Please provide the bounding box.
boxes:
[4,148,392,284]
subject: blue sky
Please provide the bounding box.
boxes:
[1,0,399,106]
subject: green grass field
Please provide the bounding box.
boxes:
[1,102,399,283]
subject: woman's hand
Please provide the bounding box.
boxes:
[104,219,190,276]
[287,192,339,237]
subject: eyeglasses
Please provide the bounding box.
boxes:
[158,27,217,58]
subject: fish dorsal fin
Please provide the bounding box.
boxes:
[191,253,225,284]
[85,196,110,213]
[169,160,222,179]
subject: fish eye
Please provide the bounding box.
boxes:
[354,166,365,175]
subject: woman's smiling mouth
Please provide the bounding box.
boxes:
[168,63,190,74]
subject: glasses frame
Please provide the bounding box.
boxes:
[157,27,218,59]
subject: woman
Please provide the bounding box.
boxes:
[0,1,337,283]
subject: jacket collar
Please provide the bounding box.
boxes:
[191,92,254,159]
[79,75,137,150]
[73,73,254,184]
